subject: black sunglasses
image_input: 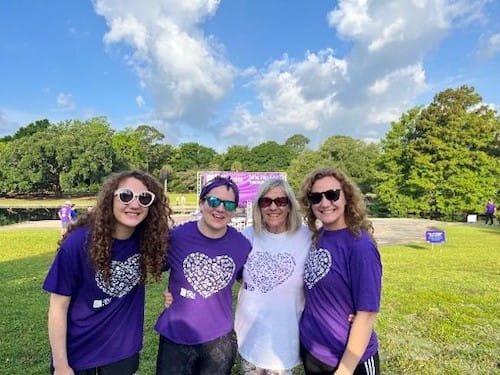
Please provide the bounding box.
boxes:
[114,188,155,208]
[205,196,238,212]
[258,196,289,208]
[307,189,341,205]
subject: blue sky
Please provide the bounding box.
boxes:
[1,0,499,151]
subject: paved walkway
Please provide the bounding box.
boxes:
[1,217,452,245]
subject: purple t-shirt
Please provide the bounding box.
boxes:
[155,221,251,344]
[486,203,496,214]
[42,227,145,371]
[300,228,382,367]
[58,205,72,223]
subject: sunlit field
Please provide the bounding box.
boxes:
[1,224,498,374]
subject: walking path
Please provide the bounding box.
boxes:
[1,217,453,245]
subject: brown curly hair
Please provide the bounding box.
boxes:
[298,167,374,244]
[60,170,173,284]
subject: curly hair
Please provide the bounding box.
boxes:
[298,167,374,244]
[60,170,173,284]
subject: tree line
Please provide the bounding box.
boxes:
[1,85,498,218]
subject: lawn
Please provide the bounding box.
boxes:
[0,193,199,209]
[0,223,498,374]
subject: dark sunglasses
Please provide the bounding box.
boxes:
[205,196,238,212]
[114,188,155,208]
[258,196,289,208]
[307,189,341,205]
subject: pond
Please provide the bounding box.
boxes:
[0,208,61,226]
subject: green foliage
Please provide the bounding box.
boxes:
[1,224,499,374]
[171,142,217,171]
[286,136,380,193]
[285,133,310,154]
[0,119,50,142]
[376,86,500,217]
[220,145,252,171]
[246,141,293,171]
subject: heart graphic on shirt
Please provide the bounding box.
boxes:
[304,247,332,289]
[95,254,140,298]
[245,251,295,293]
[183,252,235,298]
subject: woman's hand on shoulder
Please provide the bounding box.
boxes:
[163,290,174,308]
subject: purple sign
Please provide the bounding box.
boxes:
[425,230,446,244]
[199,171,286,207]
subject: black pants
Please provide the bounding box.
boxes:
[300,344,380,375]
[485,213,494,225]
[156,331,237,375]
[50,353,139,375]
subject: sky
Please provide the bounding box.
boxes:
[1,0,499,151]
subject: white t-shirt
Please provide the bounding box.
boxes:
[235,225,312,370]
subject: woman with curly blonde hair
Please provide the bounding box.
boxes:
[298,167,382,375]
[43,170,172,375]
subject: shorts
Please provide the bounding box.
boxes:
[241,357,298,374]
[155,331,237,375]
[300,344,380,375]
[50,353,139,375]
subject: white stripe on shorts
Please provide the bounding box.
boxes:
[363,355,375,375]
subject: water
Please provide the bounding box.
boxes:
[0,208,60,226]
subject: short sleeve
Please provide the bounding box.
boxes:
[42,235,82,296]
[349,234,382,312]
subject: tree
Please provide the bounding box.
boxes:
[375,85,500,218]
[0,117,115,195]
[286,136,379,193]
[171,142,217,171]
[0,119,50,142]
[285,134,310,154]
[246,141,293,172]
[220,145,252,171]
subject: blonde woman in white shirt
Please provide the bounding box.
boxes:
[235,178,311,375]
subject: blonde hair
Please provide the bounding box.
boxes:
[252,178,302,234]
[298,167,374,244]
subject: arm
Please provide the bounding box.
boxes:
[334,311,378,375]
[48,293,74,375]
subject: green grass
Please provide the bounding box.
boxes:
[1,224,499,374]
[0,194,198,208]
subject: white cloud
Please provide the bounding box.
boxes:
[476,32,500,60]
[93,0,234,142]
[222,0,487,147]
[136,95,146,107]
[56,93,76,111]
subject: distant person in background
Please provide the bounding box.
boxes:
[234,178,311,375]
[43,170,172,375]
[485,199,496,225]
[57,201,72,236]
[70,204,78,224]
[298,167,382,375]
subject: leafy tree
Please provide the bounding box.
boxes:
[0,119,50,142]
[231,161,243,171]
[171,142,217,171]
[285,134,310,154]
[375,85,500,218]
[286,136,379,193]
[220,145,252,171]
[246,141,293,172]
[0,117,115,195]
[112,125,170,174]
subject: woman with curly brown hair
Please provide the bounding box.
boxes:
[298,167,382,375]
[43,170,172,375]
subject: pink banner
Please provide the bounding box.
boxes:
[200,171,286,207]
